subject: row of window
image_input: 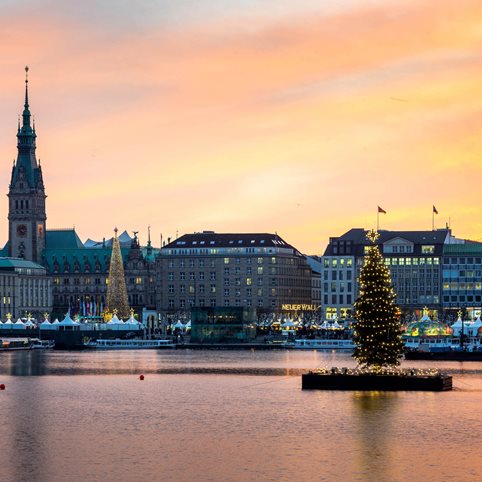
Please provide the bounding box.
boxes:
[384,257,439,266]
[168,285,277,297]
[323,271,353,281]
[168,299,277,309]
[323,258,354,268]
[443,282,482,290]
[167,257,282,268]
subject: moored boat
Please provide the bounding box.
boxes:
[84,338,175,350]
[287,339,355,350]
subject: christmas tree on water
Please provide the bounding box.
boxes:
[106,228,130,319]
[353,229,404,370]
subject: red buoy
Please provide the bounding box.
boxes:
[0,384,5,390]
[139,374,144,381]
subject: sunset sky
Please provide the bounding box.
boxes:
[1,0,482,253]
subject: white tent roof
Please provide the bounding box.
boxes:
[173,321,184,328]
[15,319,25,325]
[3,319,13,325]
[59,314,80,325]
[451,316,464,328]
[24,320,35,326]
[332,321,342,329]
[107,314,124,324]
[126,315,138,324]
[40,319,51,325]
[282,320,296,328]
[52,319,60,324]
[185,320,191,327]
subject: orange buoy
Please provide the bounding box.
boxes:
[0,384,5,390]
[139,374,145,381]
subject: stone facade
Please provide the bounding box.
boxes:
[156,232,312,313]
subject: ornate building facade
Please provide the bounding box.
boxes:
[2,69,157,319]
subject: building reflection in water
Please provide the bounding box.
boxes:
[1,351,49,376]
[351,391,401,481]
[4,355,49,481]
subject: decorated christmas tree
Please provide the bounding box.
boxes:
[353,229,404,370]
[106,228,130,319]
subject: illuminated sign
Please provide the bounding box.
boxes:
[281,304,321,312]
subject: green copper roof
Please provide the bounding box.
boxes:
[443,243,482,255]
[0,257,45,270]
[46,229,84,249]
[43,247,130,274]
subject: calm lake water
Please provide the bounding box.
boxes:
[0,350,481,482]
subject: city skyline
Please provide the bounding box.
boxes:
[1,0,482,253]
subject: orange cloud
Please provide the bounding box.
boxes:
[0,0,482,252]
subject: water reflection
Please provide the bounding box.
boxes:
[352,391,400,481]
[2,351,49,376]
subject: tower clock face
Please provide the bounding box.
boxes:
[17,224,27,237]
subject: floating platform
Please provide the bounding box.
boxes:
[302,371,452,391]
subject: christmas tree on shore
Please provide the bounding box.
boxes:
[106,227,130,319]
[353,229,404,370]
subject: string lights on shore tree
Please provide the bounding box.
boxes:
[105,228,130,319]
[353,229,404,370]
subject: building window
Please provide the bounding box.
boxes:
[168,285,174,294]
[210,272,216,280]
[422,245,435,254]
[199,259,205,268]
[168,299,174,309]
[224,258,230,264]
[257,267,263,275]
[135,277,142,285]
[180,285,185,294]
[199,272,205,280]
[180,260,185,268]
[210,284,216,293]
[224,267,229,275]
[224,289,229,297]
[246,278,252,286]
[199,285,205,293]
[180,272,185,280]
[210,299,216,307]
[180,299,185,309]
[224,278,230,286]
[189,272,195,281]
[189,259,195,268]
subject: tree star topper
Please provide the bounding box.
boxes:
[366,229,380,244]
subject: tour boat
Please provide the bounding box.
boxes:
[84,338,175,350]
[0,338,55,351]
[287,339,355,351]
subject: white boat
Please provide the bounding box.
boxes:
[84,338,175,350]
[288,339,355,351]
[31,339,55,349]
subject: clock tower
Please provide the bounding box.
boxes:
[8,67,47,262]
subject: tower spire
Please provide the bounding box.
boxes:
[22,66,31,127]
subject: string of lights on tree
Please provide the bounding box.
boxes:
[352,229,404,370]
[105,228,130,319]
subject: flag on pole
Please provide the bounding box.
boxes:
[378,206,386,214]
[433,205,438,215]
